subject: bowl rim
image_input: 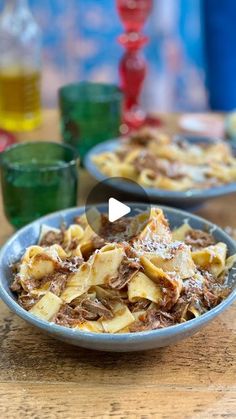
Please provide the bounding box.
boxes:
[84,138,236,200]
[0,204,236,343]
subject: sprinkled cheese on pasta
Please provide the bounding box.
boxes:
[10,207,233,333]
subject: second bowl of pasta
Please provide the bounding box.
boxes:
[85,131,236,208]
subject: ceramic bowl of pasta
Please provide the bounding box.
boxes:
[85,129,236,208]
[0,204,236,352]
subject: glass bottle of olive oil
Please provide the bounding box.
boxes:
[0,0,42,131]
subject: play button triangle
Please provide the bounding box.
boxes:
[108,198,131,223]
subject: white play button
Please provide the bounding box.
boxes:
[85,177,151,241]
[108,198,131,223]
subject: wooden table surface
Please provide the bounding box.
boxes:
[0,110,235,419]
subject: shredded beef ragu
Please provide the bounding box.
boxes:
[202,270,230,308]
[18,293,40,311]
[133,151,184,180]
[109,257,140,289]
[129,130,154,146]
[49,272,68,296]
[81,299,113,320]
[39,231,64,247]
[171,270,230,321]
[59,256,84,273]
[128,127,166,146]
[54,304,84,327]
[94,286,125,310]
[99,214,131,241]
[130,309,175,332]
[54,297,114,326]
[185,229,215,249]
[11,274,22,292]
[134,152,159,174]
[129,299,151,313]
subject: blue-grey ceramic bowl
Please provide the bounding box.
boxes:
[0,204,236,352]
[84,136,236,209]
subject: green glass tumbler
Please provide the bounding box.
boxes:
[0,142,78,229]
[59,82,122,160]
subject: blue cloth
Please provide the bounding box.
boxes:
[203,0,236,110]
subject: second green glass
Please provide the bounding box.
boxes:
[59,82,122,160]
[0,142,78,229]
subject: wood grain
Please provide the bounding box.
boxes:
[0,384,236,419]
[0,111,236,419]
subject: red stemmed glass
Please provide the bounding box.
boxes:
[117,0,153,32]
[116,0,162,133]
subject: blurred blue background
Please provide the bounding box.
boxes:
[1,0,236,112]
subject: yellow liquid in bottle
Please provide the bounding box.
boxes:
[0,68,42,131]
